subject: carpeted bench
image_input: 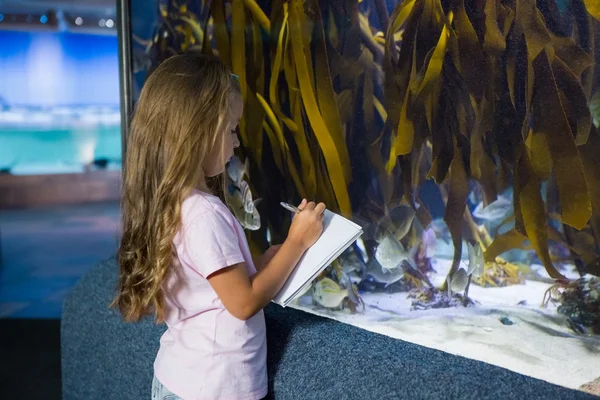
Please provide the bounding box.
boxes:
[61,258,596,399]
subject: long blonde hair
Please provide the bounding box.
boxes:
[113,52,239,323]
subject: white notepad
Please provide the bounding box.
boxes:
[272,209,364,307]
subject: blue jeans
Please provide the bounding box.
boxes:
[151,375,181,400]
[151,375,269,400]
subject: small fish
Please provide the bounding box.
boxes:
[472,190,513,223]
[354,237,370,263]
[366,259,405,286]
[338,271,363,308]
[224,183,261,231]
[241,200,261,231]
[468,191,477,205]
[132,47,151,73]
[373,221,390,243]
[430,218,451,244]
[466,242,485,278]
[238,180,254,213]
[226,156,249,184]
[312,277,348,308]
[375,233,417,271]
[266,227,272,244]
[224,183,243,211]
[388,204,416,241]
[450,268,469,293]
[591,90,600,129]
[422,227,437,258]
[341,248,364,274]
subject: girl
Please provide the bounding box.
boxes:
[112,52,326,400]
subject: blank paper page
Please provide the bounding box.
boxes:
[273,209,363,305]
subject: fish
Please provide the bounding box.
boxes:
[224,183,261,231]
[240,200,261,231]
[468,191,477,205]
[266,227,272,244]
[226,156,249,185]
[472,190,513,224]
[238,180,254,213]
[224,157,257,218]
[430,218,451,244]
[422,227,437,258]
[450,268,469,293]
[375,233,418,271]
[468,181,485,206]
[354,237,369,263]
[132,47,151,73]
[341,248,365,274]
[388,204,416,241]
[338,271,363,308]
[590,90,600,129]
[312,277,349,308]
[466,242,485,278]
[371,233,434,287]
[366,259,405,286]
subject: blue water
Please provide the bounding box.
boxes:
[0,107,121,174]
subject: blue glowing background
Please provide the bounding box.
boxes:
[0,30,120,107]
[0,30,121,174]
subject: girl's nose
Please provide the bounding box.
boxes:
[233,134,240,148]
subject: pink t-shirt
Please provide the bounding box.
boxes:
[154,190,268,400]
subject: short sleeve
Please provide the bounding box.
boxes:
[182,210,245,278]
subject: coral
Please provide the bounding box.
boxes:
[408,287,476,311]
[556,277,600,335]
[473,259,525,288]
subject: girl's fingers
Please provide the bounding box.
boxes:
[314,202,326,215]
[298,199,308,210]
[304,201,316,211]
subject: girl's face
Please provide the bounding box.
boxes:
[203,92,242,177]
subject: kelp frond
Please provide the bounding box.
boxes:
[144,0,600,296]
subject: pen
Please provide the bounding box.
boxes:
[280,202,302,214]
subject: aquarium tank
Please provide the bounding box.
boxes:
[0,28,121,175]
[123,0,600,391]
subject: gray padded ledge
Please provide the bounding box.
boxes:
[62,258,597,399]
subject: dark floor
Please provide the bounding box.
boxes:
[0,318,62,400]
[0,201,120,399]
[0,201,120,318]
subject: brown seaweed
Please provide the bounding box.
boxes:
[143,0,600,301]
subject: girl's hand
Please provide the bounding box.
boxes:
[256,245,282,272]
[286,199,326,251]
